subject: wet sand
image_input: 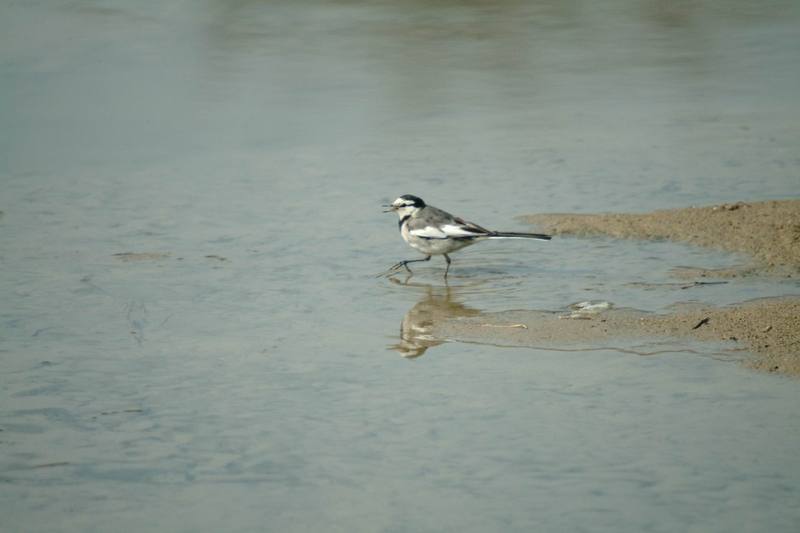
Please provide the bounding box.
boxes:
[523,199,800,278]
[444,200,800,377]
[437,298,800,376]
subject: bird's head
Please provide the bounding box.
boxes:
[383,194,426,218]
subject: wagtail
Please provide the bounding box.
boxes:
[382,194,551,278]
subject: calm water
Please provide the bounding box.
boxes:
[2,1,800,531]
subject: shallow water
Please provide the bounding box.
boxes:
[2,1,800,531]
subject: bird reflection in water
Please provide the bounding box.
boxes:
[388,278,481,358]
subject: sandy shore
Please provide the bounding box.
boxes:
[432,200,800,377]
[436,297,800,376]
[523,199,800,278]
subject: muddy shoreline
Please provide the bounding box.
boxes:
[436,297,800,376]
[523,199,800,278]
[441,200,800,377]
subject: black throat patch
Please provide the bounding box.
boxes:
[398,214,411,230]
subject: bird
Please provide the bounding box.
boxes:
[382,194,551,278]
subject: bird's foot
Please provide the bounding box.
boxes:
[375,260,415,279]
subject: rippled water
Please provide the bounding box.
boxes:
[2,1,800,531]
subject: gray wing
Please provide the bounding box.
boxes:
[408,206,491,239]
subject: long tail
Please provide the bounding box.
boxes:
[488,231,552,241]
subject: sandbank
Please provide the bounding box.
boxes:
[430,200,800,376]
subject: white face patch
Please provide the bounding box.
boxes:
[391,198,421,219]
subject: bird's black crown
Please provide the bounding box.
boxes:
[399,194,426,207]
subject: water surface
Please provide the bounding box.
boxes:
[2,1,800,531]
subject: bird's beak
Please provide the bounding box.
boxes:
[382,204,396,213]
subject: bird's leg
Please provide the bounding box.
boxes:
[377,256,431,278]
[443,254,452,279]
[388,255,431,275]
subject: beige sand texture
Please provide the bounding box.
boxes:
[432,200,800,377]
[523,199,800,277]
[436,298,800,376]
